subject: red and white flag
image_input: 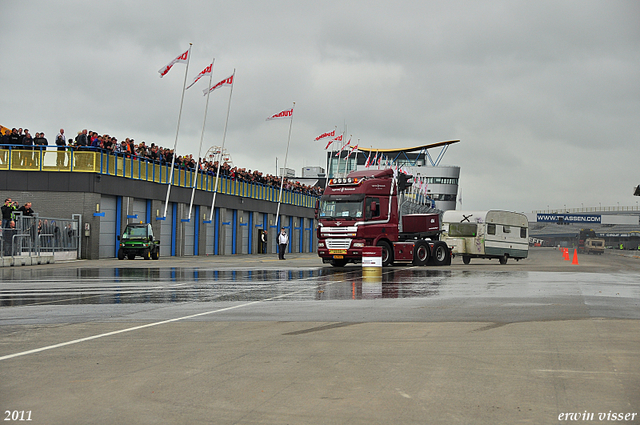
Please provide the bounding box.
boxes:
[335,138,350,157]
[266,108,294,121]
[187,62,213,89]
[314,129,335,142]
[364,151,372,168]
[325,134,342,150]
[345,141,357,161]
[158,49,189,78]
[203,74,234,96]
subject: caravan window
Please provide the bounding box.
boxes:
[487,224,496,235]
[448,223,477,237]
[503,225,511,233]
[520,227,527,238]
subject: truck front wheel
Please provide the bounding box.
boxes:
[377,240,393,267]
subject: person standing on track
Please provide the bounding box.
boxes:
[277,227,288,260]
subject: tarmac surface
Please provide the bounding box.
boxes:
[1,248,639,424]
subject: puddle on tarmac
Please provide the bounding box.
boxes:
[1,266,638,307]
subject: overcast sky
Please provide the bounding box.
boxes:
[1,0,639,213]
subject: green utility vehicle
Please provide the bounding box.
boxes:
[117,223,160,260]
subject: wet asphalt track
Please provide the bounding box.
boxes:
[1,249,639,424]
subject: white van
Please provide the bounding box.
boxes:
[442,210,528,265]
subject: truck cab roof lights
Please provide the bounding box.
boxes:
[329,177,364,186]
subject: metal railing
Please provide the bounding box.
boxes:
[0,146,319,208]
[533,205,640,214]
[1,213,80,260]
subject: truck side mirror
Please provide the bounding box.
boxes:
[398,173,413,192]
[117,235,120,240]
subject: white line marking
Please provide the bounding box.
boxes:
[0,290,305,362]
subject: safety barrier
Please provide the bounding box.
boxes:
[0,146,319,208]
[1,213,80,264]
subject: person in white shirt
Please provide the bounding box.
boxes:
[277,227,288,260]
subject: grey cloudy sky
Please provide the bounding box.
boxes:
[1,0,639,213]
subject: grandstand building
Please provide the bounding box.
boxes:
[0,148,319,260]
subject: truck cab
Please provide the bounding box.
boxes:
[317,169,449,267]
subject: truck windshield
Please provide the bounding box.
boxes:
[319,200,363,220]
[448,223,477,237]
[122,226,149,239]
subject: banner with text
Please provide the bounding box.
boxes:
[536,214,602,223]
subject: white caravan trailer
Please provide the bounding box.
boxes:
[441,210,528,264]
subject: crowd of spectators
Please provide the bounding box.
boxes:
[1,127,323,197]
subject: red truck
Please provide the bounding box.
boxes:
[316,168,451,267]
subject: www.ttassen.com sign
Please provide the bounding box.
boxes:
[537,214,601,223]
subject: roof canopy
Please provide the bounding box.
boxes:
[356,140,460,154]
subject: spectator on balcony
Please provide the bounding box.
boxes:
[4,128,19,148]
[21,129,34,167]
[33,133,47,167]
[34,132,48,147]
[55,129,66,167]
[75,129,88,151]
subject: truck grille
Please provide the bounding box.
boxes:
[325,239,352,250]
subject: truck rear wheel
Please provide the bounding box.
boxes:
[412,241,429,266]
[499,254,508,265]
[431,241,449,266]
[151,247,159,260]
[377,240,393,267]
[117,248,125,260]
[462,255,471,265]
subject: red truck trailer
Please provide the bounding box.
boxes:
[316,168,451,267]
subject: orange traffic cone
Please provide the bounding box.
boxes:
[564,248,570,261]
[572,249,579,265]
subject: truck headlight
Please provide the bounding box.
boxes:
[318,241,325,248]
[353,242,365,247]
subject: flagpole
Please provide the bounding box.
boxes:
[325,125,336,179]
[163,43,192,219]
[339,129,347,176]
[208,69,236,222]
[275,101,295,229]
[188,57,215,221]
